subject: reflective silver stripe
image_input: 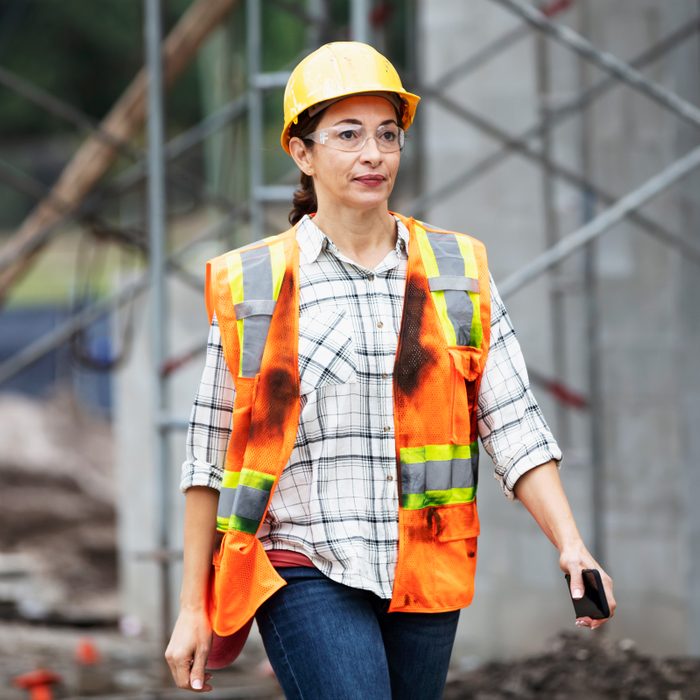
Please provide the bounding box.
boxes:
[426,232,475,346]
[428,276,480,293]
[234,299,277,318]
[401,457,475,495]
[239,246,274,377]
[402,461,425,495]
[471,450,479,488]
[232,484,269,522]
[217,486,236,521]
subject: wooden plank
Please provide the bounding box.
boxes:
[0,0,239,303]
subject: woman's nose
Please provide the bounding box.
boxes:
[359,135,382,162]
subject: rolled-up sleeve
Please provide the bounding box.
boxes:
[179,314,234,493]
[477,275,563,499]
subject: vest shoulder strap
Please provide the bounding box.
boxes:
[205,226,297,379]
[410,218,490,353]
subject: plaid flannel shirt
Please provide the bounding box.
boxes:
[180,215,562,598]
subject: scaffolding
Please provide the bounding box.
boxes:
[0,0,699,654]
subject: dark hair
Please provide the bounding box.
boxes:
[288,109,324,225]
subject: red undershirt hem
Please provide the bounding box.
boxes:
[266,549,315,568]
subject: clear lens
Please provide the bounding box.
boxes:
[304,124,405,152]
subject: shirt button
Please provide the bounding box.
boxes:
[387,474,394,481]
[376,320,384,329]
[367,273,375,281]
[381,372,389,380]
[383,425,391,433]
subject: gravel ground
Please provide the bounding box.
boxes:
[444,632,700,700]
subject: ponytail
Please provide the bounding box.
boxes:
[289,173,316,225]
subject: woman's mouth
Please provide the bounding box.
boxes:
[354,174,386,187]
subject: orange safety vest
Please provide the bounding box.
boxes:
[204,213,491,636]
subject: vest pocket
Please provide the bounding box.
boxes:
[447,345,482,382]
[298,308,359,395]
[431,501,480,542]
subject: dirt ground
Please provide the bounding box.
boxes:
[444,632,700,700]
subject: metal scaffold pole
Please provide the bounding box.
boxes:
[246,0,264,242]
[577,0,606,569]
[534,28,570,448]
[350,0,370,43]
[490,0,700,130]
[499,144,700,298]
[145,0,172,652]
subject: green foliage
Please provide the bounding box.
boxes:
[0,0,201,136]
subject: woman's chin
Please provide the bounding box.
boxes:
[340,190,393,211]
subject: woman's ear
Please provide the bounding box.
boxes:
[288,136,314,176]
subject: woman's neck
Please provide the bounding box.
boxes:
[312,207,397,270]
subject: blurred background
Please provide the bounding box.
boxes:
[1,0,699,697]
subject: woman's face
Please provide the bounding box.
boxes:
[290,95,402,214]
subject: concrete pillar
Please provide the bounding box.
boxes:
[419,0,699,658]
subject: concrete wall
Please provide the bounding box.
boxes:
[113,238,216,639]
[420,0,700,659]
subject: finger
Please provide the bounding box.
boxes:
[190,644,211,691]
[179,657,196,689]
[164,647,193,689]
[168,655,194,689]
[567,568,584,600]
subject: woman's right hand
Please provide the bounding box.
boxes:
[165,607,214,692]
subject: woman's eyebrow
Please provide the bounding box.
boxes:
[330,118,398,126]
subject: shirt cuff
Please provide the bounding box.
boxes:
[493,444,563,501]
[179,459,223,493]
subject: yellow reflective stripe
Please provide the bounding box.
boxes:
[415,225,457,345]
[220,469,273,495]
[269,240,286,302]
[455,235,483,348]
[216,515,229,531]
[226,251,245,376]
[221,470,240,489]
[239,468,275,492]
[402,487,476,510]
[400,443,472,464]
[415,224,439,277]
[455,235,478,278]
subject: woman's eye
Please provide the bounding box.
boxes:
[338,129,360,140]
[380,131,397,142]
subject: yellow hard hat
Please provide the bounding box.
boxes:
[281,41,421,154]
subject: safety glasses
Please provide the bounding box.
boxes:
[303,123,405,153]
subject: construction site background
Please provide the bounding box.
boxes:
[1,1,699,698]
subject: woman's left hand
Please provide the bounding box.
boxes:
[559,544,616,630]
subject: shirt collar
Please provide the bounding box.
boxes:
[296,214,409,265]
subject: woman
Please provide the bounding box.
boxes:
[165,42,615,698]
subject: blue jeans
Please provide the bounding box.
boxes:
[255,567,460,700]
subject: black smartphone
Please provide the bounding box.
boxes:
[564,568,610,619]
